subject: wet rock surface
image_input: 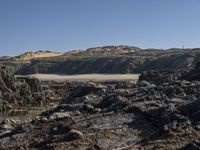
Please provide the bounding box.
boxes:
[1,72,200,149]
[183,62,200,81]
[3,63,200,149]
[0,67,72,112]
[139,69,190,85]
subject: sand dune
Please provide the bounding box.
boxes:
[15,51,63,61]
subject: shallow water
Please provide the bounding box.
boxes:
[0,106,47,122]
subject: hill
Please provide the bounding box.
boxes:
[14,50,63,61]
[1,45,200,75]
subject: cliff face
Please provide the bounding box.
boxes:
[2,46,200,75]
[17,56,143,75]
[16,50,200,75]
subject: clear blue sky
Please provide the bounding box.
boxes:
[0,0,200,56]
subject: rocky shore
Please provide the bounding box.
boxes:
[1,63,200,149]
[0,67,74,112]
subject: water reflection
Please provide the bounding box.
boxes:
[0,106,47,122]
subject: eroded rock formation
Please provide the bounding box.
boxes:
[2,62,200,149]
[0,67,62,111]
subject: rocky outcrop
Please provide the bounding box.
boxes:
[0,67,60,112]
[183,62,200,81]
[1,76,200,149]
[139,69,190,85]
[139,61,200,85]
[84,45,141,56]
[3,60,200,150]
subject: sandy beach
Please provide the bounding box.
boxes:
[24,73,140,82]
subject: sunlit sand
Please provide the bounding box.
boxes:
[25,74,139,82]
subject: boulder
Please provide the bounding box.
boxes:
[139,69,185,85]
[68,129,84,140]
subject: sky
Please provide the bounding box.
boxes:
[0,0,200,56]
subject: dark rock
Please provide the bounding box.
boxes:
[100,95,128,112]
[23,77,42,93]
[182,140,200,150]
[139,69,185,85]
[0,67,53,112]
[67,129,84,140]
[3,63,200,149]
[69,82,102,98]
[184,62,200,81]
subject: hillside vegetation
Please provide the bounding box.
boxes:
[14,50,63,61]
[1,45,200,74]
